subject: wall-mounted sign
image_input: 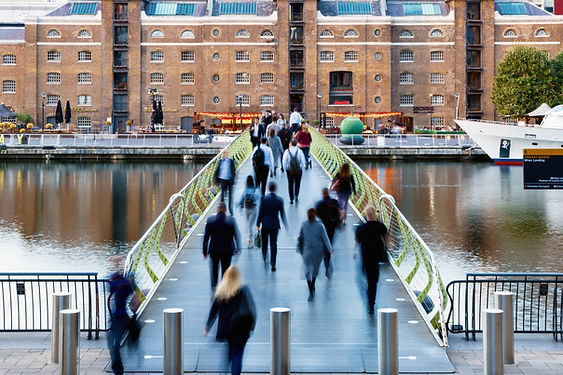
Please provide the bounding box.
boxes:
[523,149,563,189]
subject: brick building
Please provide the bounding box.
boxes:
[0,0,561,132]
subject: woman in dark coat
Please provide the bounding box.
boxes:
[297,209,333,301]
[204,266,256,375]
[331,163,356,224]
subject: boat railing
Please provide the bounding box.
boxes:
[458,118,541,127]
[309,126,449,347]
[122,131,252,317]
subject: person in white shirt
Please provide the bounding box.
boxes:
[251,138,274,195]
[289,108,302,134]
[282,139,306,204]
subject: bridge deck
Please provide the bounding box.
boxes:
[120,158,453,373]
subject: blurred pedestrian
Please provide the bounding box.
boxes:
[282,138,305,204]
[289,107,302,133]
[297,208,333,301]
[295,123,312,169]
[204,266,256,375]
[267,129,284,176]
[249,117,264,148]
[256,182,287,271]
[315,188,341,278]
[203,202,241,290]
[277,122,292,152]
[331,163,356,224]
[252,138,274,195]
[238,175,260,248]
[266,118,280,138]
[355,205,389,314]
[214,149,236,215]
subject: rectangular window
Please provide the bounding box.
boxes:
[78,72,92,84]
[430,94,444,105]
[400,50,413,62]
[150,51,164,62]
[399,72,413,84]
[78,51,92,62]
[467,3,480,20]
[2,80,16,93]
[260,95,274,106]
[113,94,128,111]
[466,26,481,45]
[47,73,61,84]
[260,51,274,62]
[467,94,481,111]
[430,73,444,84]
[236,72,250,84]
[181,51,194,62]
[46,94,60,106]
[329,71,353,105]
[290,26,303,45]
[344,51,359,62]
[320,51,334,62]
[431,116,444,128]
[2,54,16,65]
[181,72,194,85]
[290,73,303,89]
[150,72,164,84]
[467,50,481,67]
[114,51,128,66]
[260,73,274,84]
[114,72,127,90]
[236,51,250,62]
[181,94,195,106]
[290,2,303,21]
[430,51,444,62]
[47,51,61,62]
[235,95,250,106]
[77,116,92,129]
[324,117,334,127]
[467,71,481,90]
[78,95,92,106]
[290,50,303,67]
[114,3,128,20]
[399,94,414,106]
[114,26,128,45]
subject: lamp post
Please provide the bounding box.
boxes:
[237,94,243,130]
[455,93,460,120]
[41,93,46,131]
[317,93,322,130]
[149,88,157,132]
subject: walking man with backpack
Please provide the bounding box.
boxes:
[282,139,306,204]
[252,137,274,195]
[315,188,341,278]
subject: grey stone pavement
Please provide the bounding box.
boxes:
[0,331,561,374]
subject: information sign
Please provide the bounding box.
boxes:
[523,149,563,189]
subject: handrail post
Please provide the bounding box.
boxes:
[483,308,504,375]
[51,292,71,363]
[163,308,184,375]
[495,291,514,364]
[59,309,80,375]
[270,307,290,375]
[378,308,399,375]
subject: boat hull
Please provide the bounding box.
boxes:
[454,120,563,165]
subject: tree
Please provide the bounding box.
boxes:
[492,46,552,118]
[15,113,32,125]
[550,51,563,104]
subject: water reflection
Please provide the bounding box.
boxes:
[0,161,204,275]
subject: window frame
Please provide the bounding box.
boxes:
[430,72,445,84]
[260,73,274,84]
[77,72,92,84]
[344,51,359,62]
[399,72,414,85]
[399,94,414,106]
[235,29,250,38]
[77,116,92,129]
[150,51,164,63]
[259,51,274,62]
[181,50,195,62]
[77,94,92,107]
[430,94,444,106]
[47,50,61,62]
[399,50,413,63]
[180,94,195,107]
[535,28,549,38]
[430,29,444,38]
[150,30,164,38]
[260,29,273,38]
[431,116,444,128]
[150,72,164,84]
[235,94,250,107]
[430,51,444,62]
[46,94,60,106]
[236,51,250,62]
[46,29,61,38]
[2,54,16,65]
[320,51,334,62]
[2,80,16,94]
[399,29,414,38]
[260,95,274,107]
[77,50,92,62]
[181,72,195,85]
[503,28,518,38]
[181,30,195,39]
[319,29,334,38]
[77,29,91,38]
[235,72,251,84]
[344,29,359,38]
[47,72,61,84]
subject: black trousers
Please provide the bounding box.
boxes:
[254,166,269,195]
[323,225,336,276]
[261,228,279,267]
[219,179,233,214]
[108,315,128,375]
[365,265,380,309]
[210,252,233,289]
[286,172,302,202]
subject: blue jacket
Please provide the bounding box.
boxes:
[238,186,260,208]
[203,212,241,256]
[256,193,287,230]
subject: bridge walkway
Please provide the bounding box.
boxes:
[120,157,453,373]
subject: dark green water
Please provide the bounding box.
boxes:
[0,160,561,281]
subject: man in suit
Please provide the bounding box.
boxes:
[203,202,241,290]
[256,182,287,271]
[214,149,236,215]
[249,117,265,148]
[252,137,274,195]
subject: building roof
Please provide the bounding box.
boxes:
[0,1,64,23]
[46,1,100,17]
[145,1,208,17]
[211,0,275,17]
[495,1,553,16]
[318,1,450,17]
[386,1,449,17]
[0,27,25,43]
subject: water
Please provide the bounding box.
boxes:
[0,160,561,282]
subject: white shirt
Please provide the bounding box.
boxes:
[252,144,274,173]
[282,146,306,172]
[289,111,302,125]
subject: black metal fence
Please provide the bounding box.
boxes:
[446,273,563,341]
[0,273,109,339]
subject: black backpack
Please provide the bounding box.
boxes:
[287,150,301,174]
[244,190,256,208]
[253,145,265,169]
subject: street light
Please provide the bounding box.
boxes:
[41,93,46,131]
[237,94,244,130]
[455,93,460,120]
[317,93,322,130]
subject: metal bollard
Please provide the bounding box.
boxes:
[495,291,515,364]
[51,292,71,363]
[378,308,399,375]
[59,309,80,375]
[483,308,504,375]
[270,307,290,375]
[163,308,184,375]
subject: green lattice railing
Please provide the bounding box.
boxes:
[310,126,449,347]
[124,132,253,314]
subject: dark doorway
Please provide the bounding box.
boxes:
[181,116,193,132]
[290,94,303,113]
[113,115,127,133]
[404,117,413,132]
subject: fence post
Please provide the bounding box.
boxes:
[51,292,71,363]
[270,307,290,375]
[483,308,504,375]
[378,308,399,375]
[495,291,515,364]
[59,309,80,375]
[163,308,184,375]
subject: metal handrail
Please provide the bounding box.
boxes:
[122,131,252,317]
[309,126,449,347]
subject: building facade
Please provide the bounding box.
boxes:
[0,0,562,132]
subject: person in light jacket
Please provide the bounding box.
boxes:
[297,208,333,301]
[238,176,261,248]
[267,129,284,176]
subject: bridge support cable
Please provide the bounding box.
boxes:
[309,126,449,347]
[123,132,253,317]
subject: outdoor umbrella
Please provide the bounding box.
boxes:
[65,100,72,126]
[151,98,158,129]
[157,101,164,125]
[0,103,15,118]
[55,100,64,128]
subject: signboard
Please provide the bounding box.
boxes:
[523,149,563,189]
[413,106,434,114]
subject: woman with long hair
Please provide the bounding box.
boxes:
[204,266,256,375]
[297,208,333,301]
[238,175,260,247]
[294,122,312,169]
[332,163,356,223]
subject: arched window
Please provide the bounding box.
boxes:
[503,29,518,38]
[236,29,250,38]
[150,30,164,38]
[181,30,195,39]
[430,29,444,38]
[399,29,414,38]
[319,29,333,38]
[399,49,413,62]
[535,28,549,38]
[47,29,60,38]
[77,30,91,38]
[344,29,358,38]
[260,29,273,38]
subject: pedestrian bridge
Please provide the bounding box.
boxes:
[120,128,453,373]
